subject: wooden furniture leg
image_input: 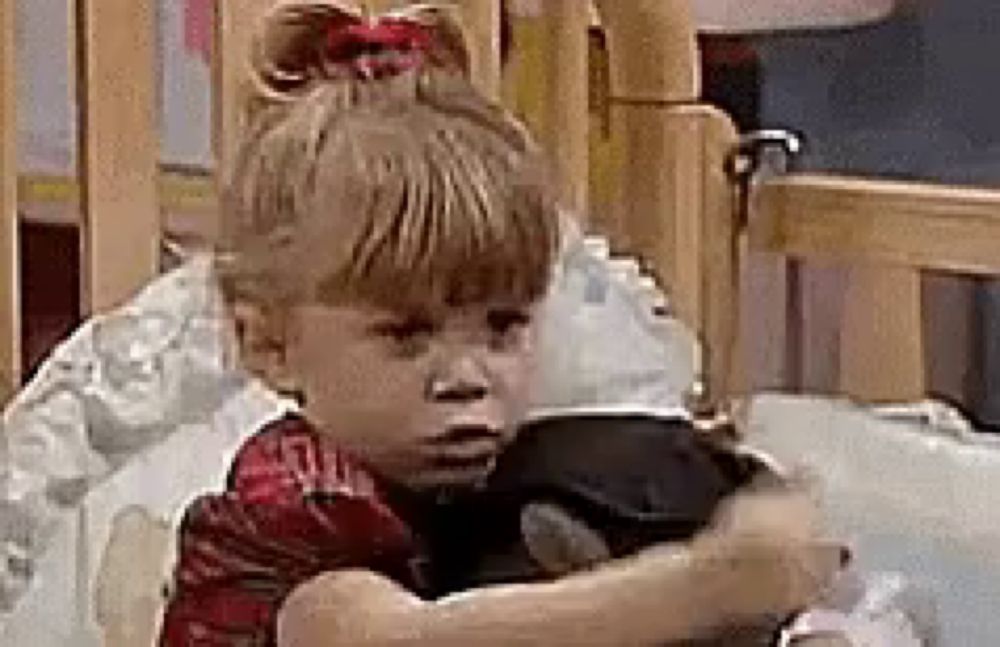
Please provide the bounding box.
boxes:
[0,0,19,401]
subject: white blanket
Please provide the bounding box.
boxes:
[748,394,1000,646]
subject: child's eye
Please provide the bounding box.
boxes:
[486,308,531,349]
[371,317,436,356]
[487,308,531,334]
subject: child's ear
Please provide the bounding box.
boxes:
[228,300,304,401]
[519,502,611,577]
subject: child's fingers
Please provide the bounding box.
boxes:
[747,463,820,494]
[779,541,853,611]
[711,487,827,544]
[781,465,823,494]
[697,538,851,622]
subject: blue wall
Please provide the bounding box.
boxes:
[758,2,1000,184]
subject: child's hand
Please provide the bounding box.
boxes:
[711,469,827,543]
[687,477,849,629]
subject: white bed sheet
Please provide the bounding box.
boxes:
[747,394,1000,646]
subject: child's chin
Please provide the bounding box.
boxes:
[411,466,495,496]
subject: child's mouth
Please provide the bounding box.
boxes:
[429,424,504,446]
[414,422,507,490]
[424,424,503,481]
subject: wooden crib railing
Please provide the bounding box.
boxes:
[513,0,1000,410]
[752,174,1000,403]
[1,0,162,403]
[4,0,1000,414]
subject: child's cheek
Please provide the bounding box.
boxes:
[495,351,535,421]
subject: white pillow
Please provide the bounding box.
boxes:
[0,256,292,624]
[530,220,698,418]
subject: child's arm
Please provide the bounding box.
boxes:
[278,546,699,646]
[278,489,845,647]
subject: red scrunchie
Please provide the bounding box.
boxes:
[327,18,434,79]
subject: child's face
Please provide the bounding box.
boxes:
[285,300,539,491]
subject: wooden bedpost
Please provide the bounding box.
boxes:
[593,0,699,282]
[452,0,502,101]
[596,0,741,415]
[496,1,591,215]
[76,0,160,314]
[0,0,18,401]
[213,0,274,243]
[537,0,591,216]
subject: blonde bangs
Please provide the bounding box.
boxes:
[220,75,561,311]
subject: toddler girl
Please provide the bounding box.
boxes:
[159,2,843,645]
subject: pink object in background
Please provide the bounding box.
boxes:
[184,0,214,64]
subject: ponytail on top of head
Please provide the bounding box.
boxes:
[249,1,471,104]
[219,1,562,317]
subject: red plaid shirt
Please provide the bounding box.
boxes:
[159,415,420,646]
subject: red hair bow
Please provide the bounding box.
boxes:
[327,17,434,79]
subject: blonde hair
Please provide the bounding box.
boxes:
[217,1,561,311]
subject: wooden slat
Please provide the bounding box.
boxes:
[538,0,590,215]
[502,1,589,214]
[500,4,548,134]
[213,0,269,197]
[751,174,1000,276]
[597,0,700,245]
[453,0,502,101]
[0,0,19,400]
[19,171,217,221]
[603,100,742,413]
[597,0,745,413]
[594,0,700,104]
[672,105,745,411]
[839,265,925,402]
[76,0,159,314]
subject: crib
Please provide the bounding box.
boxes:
[3,0,1000,645]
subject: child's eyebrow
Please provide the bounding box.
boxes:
[486,306,531,317]
[366,313,438,335]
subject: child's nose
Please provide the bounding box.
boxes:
[428,379,488,403]
[427,355,490,402]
